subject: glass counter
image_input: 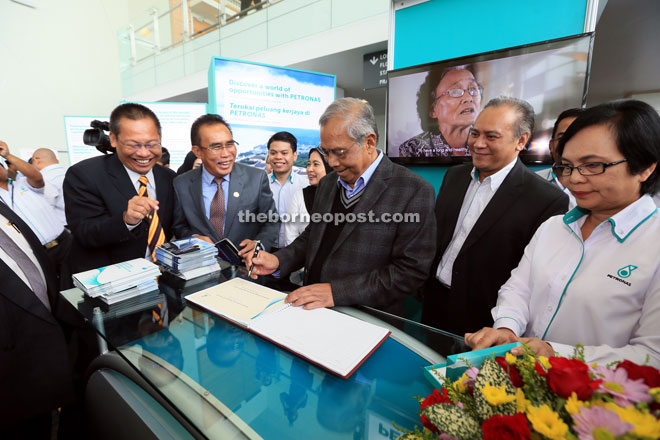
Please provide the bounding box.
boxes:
[61,266,468,439]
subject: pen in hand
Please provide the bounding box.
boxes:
[247,240,261,277]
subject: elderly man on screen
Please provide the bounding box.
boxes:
[246,98,437,316]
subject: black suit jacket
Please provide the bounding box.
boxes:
[0,202,85,425]
[275,155,437,315]
[422,159,568,335]
[64,153,176,273]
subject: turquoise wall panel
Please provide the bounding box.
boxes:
[393,0,588,70]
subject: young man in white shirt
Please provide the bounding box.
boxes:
[267,131,308,247]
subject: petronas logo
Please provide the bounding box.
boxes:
[617,265,638,279]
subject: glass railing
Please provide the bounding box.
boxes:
[118,0,277,67]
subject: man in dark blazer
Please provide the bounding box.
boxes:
[247,98,437,316]
[173,114,279,253]
[64,103,176,273]
[422,97,569,336]
[0,200,90,437]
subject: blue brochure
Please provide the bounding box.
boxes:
[423,342,521,388]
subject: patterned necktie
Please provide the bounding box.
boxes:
[138,176,165,261]
[209,177,226,238]
[0,225,51,311]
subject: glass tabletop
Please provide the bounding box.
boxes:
[61,265,468,439]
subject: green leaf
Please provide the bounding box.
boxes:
[422,403,482,440]
[473,358,517,419]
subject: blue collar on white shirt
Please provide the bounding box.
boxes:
[470,157,518,191]
[337,150,384,197]
[270,171,294,184]
[562,194,657,243]
[202,165,230,186]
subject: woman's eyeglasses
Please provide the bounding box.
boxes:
[552,159,627,177]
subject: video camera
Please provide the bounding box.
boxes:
[83,120,113,154]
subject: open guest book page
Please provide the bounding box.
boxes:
[184,278,391,378]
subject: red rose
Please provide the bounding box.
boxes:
[482,413,531,440]
[616,360,660,388]
[535,361,548,377]
[496,356,524,387]
[420,388,452,433]
[546,357,601,400]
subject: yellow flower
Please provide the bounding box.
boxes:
[649,387,660,403]
[481,381,516,406]
[505,352,517,365]
[454,373,469,393]
[538,356,551,370]
[606,404,660,439]
[527,404,569,440]
[564,392,585,414]
[515,387,530,414]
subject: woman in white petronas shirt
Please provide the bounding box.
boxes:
[466,99,660,367]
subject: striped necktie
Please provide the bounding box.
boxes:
[138,176,165,261]
[209,177,226,238]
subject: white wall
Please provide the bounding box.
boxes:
[0,0,129,164]
[630,92,660,115]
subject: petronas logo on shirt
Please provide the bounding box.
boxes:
[617,265,638,279]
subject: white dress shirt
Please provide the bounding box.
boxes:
[492,195,660,367]
[0,213,48,290]
[268,171,308,247]
[40,163,67,226]
[436,158,517,286]
[283,188,309,247]
[0,178,64,245]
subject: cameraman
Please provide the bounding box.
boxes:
[0,141,72,288]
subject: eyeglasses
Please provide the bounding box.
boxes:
[198,140,239,152]
[435,85,483,100]
[117,139,162,151]
[552,159,628,177]
[318,142,357,159]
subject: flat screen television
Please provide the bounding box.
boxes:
[387,33,594,165]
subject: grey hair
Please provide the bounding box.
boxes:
[484,96,535,143]
[319,97,379,143]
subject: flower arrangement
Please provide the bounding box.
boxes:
[399,346,660,440]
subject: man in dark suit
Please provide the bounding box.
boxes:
[172,114,279,253]
[64,103,176,273]
[247,98,437,316]
[0,200,89,437]
[422,97,569,336]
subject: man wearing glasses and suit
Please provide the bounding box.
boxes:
[64,103,177,273]
[172,114,279,255]
[246,98,437,317]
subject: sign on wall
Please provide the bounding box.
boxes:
[363,50,388,90]
[208,57,336,168]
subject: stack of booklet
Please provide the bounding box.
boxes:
[72,258,161,305]
[155,237,221,280]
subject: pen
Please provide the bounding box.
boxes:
[247,240,261,277]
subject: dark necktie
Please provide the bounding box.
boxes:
[138,176,165,261]
[209,177,226,238]
[0,225,51,311]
